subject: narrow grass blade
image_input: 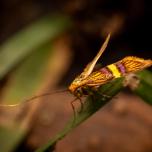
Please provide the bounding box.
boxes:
[36,78,124,152]
[0,126,24,152]
[131,70,152,104]
[0,15,70,152]
[0,15,70,79]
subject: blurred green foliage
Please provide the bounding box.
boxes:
[0,15,69,79]
[0,15,70,152]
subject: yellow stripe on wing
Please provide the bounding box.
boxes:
[107,64,121,78]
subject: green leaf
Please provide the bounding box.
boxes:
[132,70,152,104]
[0,15,70,152]
[35,70,152,152]
[36,78,124,152]
[2,43,53,105]
[0,42,59,152]
[0,126,24,152]
[0,15,70,79]
[137,70,152,86]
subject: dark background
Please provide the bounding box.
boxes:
[0,0,152,152]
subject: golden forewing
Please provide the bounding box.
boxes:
[85,71,114,86]
[119,56,152,73]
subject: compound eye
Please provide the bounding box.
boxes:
[77,88,81,93]
[75,87,82,96]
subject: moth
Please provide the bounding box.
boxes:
[0,34,152,109]
[68,34,152,100]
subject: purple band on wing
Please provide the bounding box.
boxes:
[116,63,126,74]
[99,67,111,74]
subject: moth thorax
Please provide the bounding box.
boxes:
[121,56,152,73]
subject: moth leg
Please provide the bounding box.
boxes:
[82,88,95,104]
[90,86,111,99]
[77,97,84,113]
[100,93,111,99]
[93,85,120,100]
[70,98,78,124]
[70,97,85,124]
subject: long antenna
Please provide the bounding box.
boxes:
[0,89,68,107]
[83,34,111,78]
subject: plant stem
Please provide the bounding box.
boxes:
[36,78,124,152]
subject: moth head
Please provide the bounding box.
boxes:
[68,74,86,96]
